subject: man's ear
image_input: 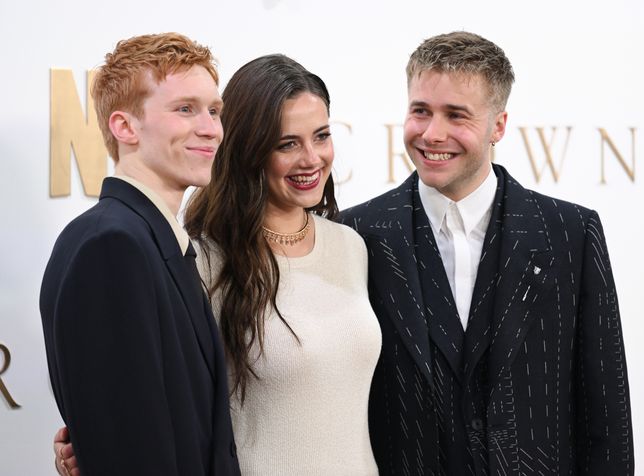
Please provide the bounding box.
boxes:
[108,111,138,146]
[491,110,508,144]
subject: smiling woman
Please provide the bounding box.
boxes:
[182,54,381,475]
[263,92,334,235]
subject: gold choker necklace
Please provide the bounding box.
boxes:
[262,213,311,246]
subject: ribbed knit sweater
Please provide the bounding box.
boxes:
[198,215,381,475]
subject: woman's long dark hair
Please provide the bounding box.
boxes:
[184,54,338,402]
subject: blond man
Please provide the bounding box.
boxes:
[342,31,633,475]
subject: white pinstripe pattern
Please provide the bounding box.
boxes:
[340,164,633,475]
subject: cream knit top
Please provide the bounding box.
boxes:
[198,215,381,475]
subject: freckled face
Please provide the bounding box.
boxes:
[403,70,507,201]
[265,92,333,214]
[131,65,224,192]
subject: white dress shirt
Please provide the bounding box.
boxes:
[418,168,497,329]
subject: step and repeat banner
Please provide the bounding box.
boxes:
[1,0,642,473]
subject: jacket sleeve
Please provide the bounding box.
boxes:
[52,230,180,476]
[575,210,633,475]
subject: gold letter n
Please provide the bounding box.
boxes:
[50,69,107,197]
[599,128,636,184]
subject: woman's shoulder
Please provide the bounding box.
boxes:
[194,237,224,287]
[313,215,367,254]
[314,214,363,238]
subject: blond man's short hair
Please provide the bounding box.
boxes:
[407,31,514,112]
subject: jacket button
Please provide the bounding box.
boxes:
[230,441,237,457]
[471,418,484,431]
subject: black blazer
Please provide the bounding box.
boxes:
[40,178,240,476]
[340,165,633,475]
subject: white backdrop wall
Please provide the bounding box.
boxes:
[1,0,642,473]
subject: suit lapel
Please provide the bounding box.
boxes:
[411,189,465,383]
[462,172,504,381]
[166,251,217,381]
[100,178,217,381]
[465,166,556,387]
[361,175,435,385]
[361,173,468,386]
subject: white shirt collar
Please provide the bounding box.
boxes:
[456,167,498,235]
[418,181,451,237]
[112,175,191,256]
[418,166,497,236]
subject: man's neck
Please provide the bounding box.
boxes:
[114,161,184,216]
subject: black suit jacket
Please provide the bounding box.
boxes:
[40,178,240,476]
[340,165,633,475]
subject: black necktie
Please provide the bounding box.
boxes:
[184,241,204,295]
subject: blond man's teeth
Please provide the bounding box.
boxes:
[423,152,453,161]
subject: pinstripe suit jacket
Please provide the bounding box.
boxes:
[340,165,633,475]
